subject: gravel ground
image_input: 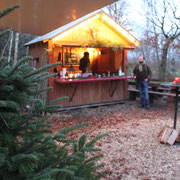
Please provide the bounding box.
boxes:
[48,98,180,180]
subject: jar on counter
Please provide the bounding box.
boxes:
[108,71,110,77]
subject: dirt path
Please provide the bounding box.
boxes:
[48,100,180,180]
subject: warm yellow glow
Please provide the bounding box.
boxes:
[94,51,98,56]
[53,14,100,42]
[85,48,99,60]
[99,51,101,55]
[101,14,140,46]
[69,73,73,79]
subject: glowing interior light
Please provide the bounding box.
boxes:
[94,51,98,56]
[88,52,92,57]
[101,14,140,46]
[99,51,101,55]
[86,48,99,58]
[53,14,100,41]
[69,73,73,79]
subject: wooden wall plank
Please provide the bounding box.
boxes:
[52,80,126,107]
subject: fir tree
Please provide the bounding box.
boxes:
[0,5,108,180]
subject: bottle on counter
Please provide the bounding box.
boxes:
[108,71,110,77]
[62,68,66,78]
[65,72,68,80]
[119,66,122,76]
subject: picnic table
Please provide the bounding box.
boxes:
[161,83,180,129]
[128,79,178,103]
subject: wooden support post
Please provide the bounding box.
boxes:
[123,49,128,99]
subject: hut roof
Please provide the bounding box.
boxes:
[25,9,140,47]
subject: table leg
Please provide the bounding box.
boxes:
[174,87,179,129]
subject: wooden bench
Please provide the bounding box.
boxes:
[128,88,179,104]
[157,87,171,92]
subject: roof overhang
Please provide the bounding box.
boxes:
[0,0,118,35]
[25,10,140,47]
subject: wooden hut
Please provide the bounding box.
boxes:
[25,9,140,107]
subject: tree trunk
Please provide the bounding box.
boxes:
[8,30,14,63]
[13,32,19,65]
[159,42,170,81]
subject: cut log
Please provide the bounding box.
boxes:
[158,126,172,143]
[167,129,179,145]
[158,126,179,145]
[176,133,180,143]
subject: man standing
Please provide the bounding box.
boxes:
[133,56,152,109]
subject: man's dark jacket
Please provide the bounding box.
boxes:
[133,63,152,83]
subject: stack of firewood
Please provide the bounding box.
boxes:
[158,126,179,145]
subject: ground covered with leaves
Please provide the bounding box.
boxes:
[48,98,180,180]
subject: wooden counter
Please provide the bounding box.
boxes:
[55,76,134,84]
[50,76,134,107]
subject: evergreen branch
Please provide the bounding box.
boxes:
[47,96,69,105]
[23,138,55,154]
[85,134,108,147]
[84,154,103,164]
[24,62,62,79]
[29,73,57,83]
[73,176,86,180]
[0,85,14,92]
[53,133,66,140]
[0,100,20,111]
[95,171,109,179]
[80,147,101,152]
[78,135,87,150]
[12,154,38,162]
[0,113,9,129]
[58,151,84,166]
[0,59,9,71]
[0,56,7,67]
[59,122,89,134]
[35,73,58,82]
[57,139,77,144]
[0,4,20,19]
[10,112,40,130]
[0,29,10,39]
[30,87,52,96]
[0,30,11,58]
[50,168,74,176]
[39,105,62,113]
[73,144,78,152]
[8,56,33,77]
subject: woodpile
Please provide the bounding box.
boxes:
[158,126,179,145]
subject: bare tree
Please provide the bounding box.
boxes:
[106,0,131,31]
[8,30,13,62]
[13,32,19,65]
[143,0,180,81]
